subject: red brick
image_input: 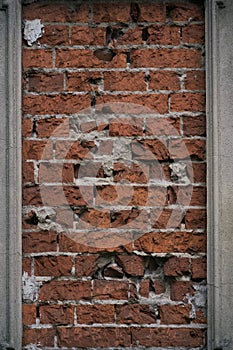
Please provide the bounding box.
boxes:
[93,3,130,22]
[39,162,74,183]
[40,25,69,46]
[116,304,156,324]
[23,49,53,68]
[75,208,110,229]
[22,210,39,229]
[22,118,33,137]
[169,139,206,160]
[66,72,102,92]
[57,327,131,348]
[23,185,42,206]
[185,209,206,229]
[145,117,180,136]
[37,117,68,138]
[93,280,128,300]
[170,93,205,112]
[96,94,168,114]
[117,28,142,45]
[134,231,207,253]
[23,231,57,253]
[138,3,166,22]
[28,72,64,93]
[182,24,205,44]
[109,117,143,136]
[193,309,207,324]
[34,256,73,276]
[183,115,206,136]
[22,161,34,183]
[56,140,95,160]
[39,280,91,301]
[23,94,90,115]
[170,281,195,301]
[71,26,105,45]
[22,304,36,325]
[23,3,89,22]
[159,304,191,324]
[132,139,169,161]
[153,279,166,294]
[191,257,207,279]
[56,49,126,69]
[168,185,206,206]
[116,255,145,277]
[164,257,190,277]
[23,140,53,160]
[76,304,115,324]
[22,257,31,274]
[40,305,74,325]
[167,3,204,22]
[132,327,205,347]
[151,208,182,229]
[23,328,55,347]
[139,279,150,298]
[187,162,206,183]
[110,208,148,230]
[131,48,202,68]
[184,71,205,91]
[148,71,180,90]
[147,25,180,45]
[43,185,92,206]
[75,255,99,277]
[114,162,148,184]
[104,71,146,91]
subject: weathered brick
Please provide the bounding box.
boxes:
[153,279,166,294]
[39,162,74,183]
[185,209,206,229]
[170,281,195,301]
[22,304,36,325]
[116,304,156,324]
[93,3,130,22]
[23,231,57,253]
[151,208,182,229]
[40,305,74,325]
[168,185,206,206]
[132,139,169,161]
[22,161,34,183]
[184,71,205,91]
[148,71,180,90]
[66,71,102,92]
[23,328,55,347]
[139,279,150,298]
[39,280,91,301]
[23,94,90,115]
[56,49,126,69]
[138,3,166,22]
[75,255,99,277]
[182,24,205,44]
[187,162,206,183]
[37,117,68,138]
[145,116,180,136]
[71,26,105,45]
[169,139,206,160]
[76,304,115,324]
[191,257,207,279]
[167,3,204,22]
[23,3,89,22]
[134,231,206,253]
[159,304,191,324]
[34,256,73,276]
[28,72,64,92]
[22,257,31,274]
[116,255,145,276]
[23,49,53,68]
[109,116,143,136]
[164,257,190,277]
[40,25,69,46]
[23,185,42,206]
[104,71,146,91]
[57,327,131,348]
[183,115,206,136]
[170,93,205,112]
[56,140,95,160]
[131,48,202,68]
[22,118,33,137]
[93,280,129,300]
[23,140,53,160]
[147,25,180,45]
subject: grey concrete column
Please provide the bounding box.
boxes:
[0,1,22,349]
[206,0,233,349]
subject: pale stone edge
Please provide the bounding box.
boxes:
[2,0,22,349]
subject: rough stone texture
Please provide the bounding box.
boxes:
[22,0,206,348]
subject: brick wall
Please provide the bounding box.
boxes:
[22,0,207,348]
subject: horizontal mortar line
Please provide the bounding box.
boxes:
[23,67,206,73]
[23,90,206,96]
[39,20,205,26]
[26,323,207,329]
[24,135,206,140]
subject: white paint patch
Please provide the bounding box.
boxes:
[24,19,44,46]
[22,272,41,302]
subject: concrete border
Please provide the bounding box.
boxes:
[0,0,22,349]
[206,0,233,349]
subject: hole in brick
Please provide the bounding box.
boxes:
[106,26,112,46]
[144,73,150,83]
[149,279,155,292]
[36,305,40,318]
[25,211,39,226]
[90,92,96,108]
[142,27,150,42]
[74,164,80,179]
[94,48,116,62]
[125,51,131,64]
[88,77,102,85]
[32,118,37,137]
[130,2,141,22]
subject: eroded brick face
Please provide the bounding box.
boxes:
[22,0,206,348]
